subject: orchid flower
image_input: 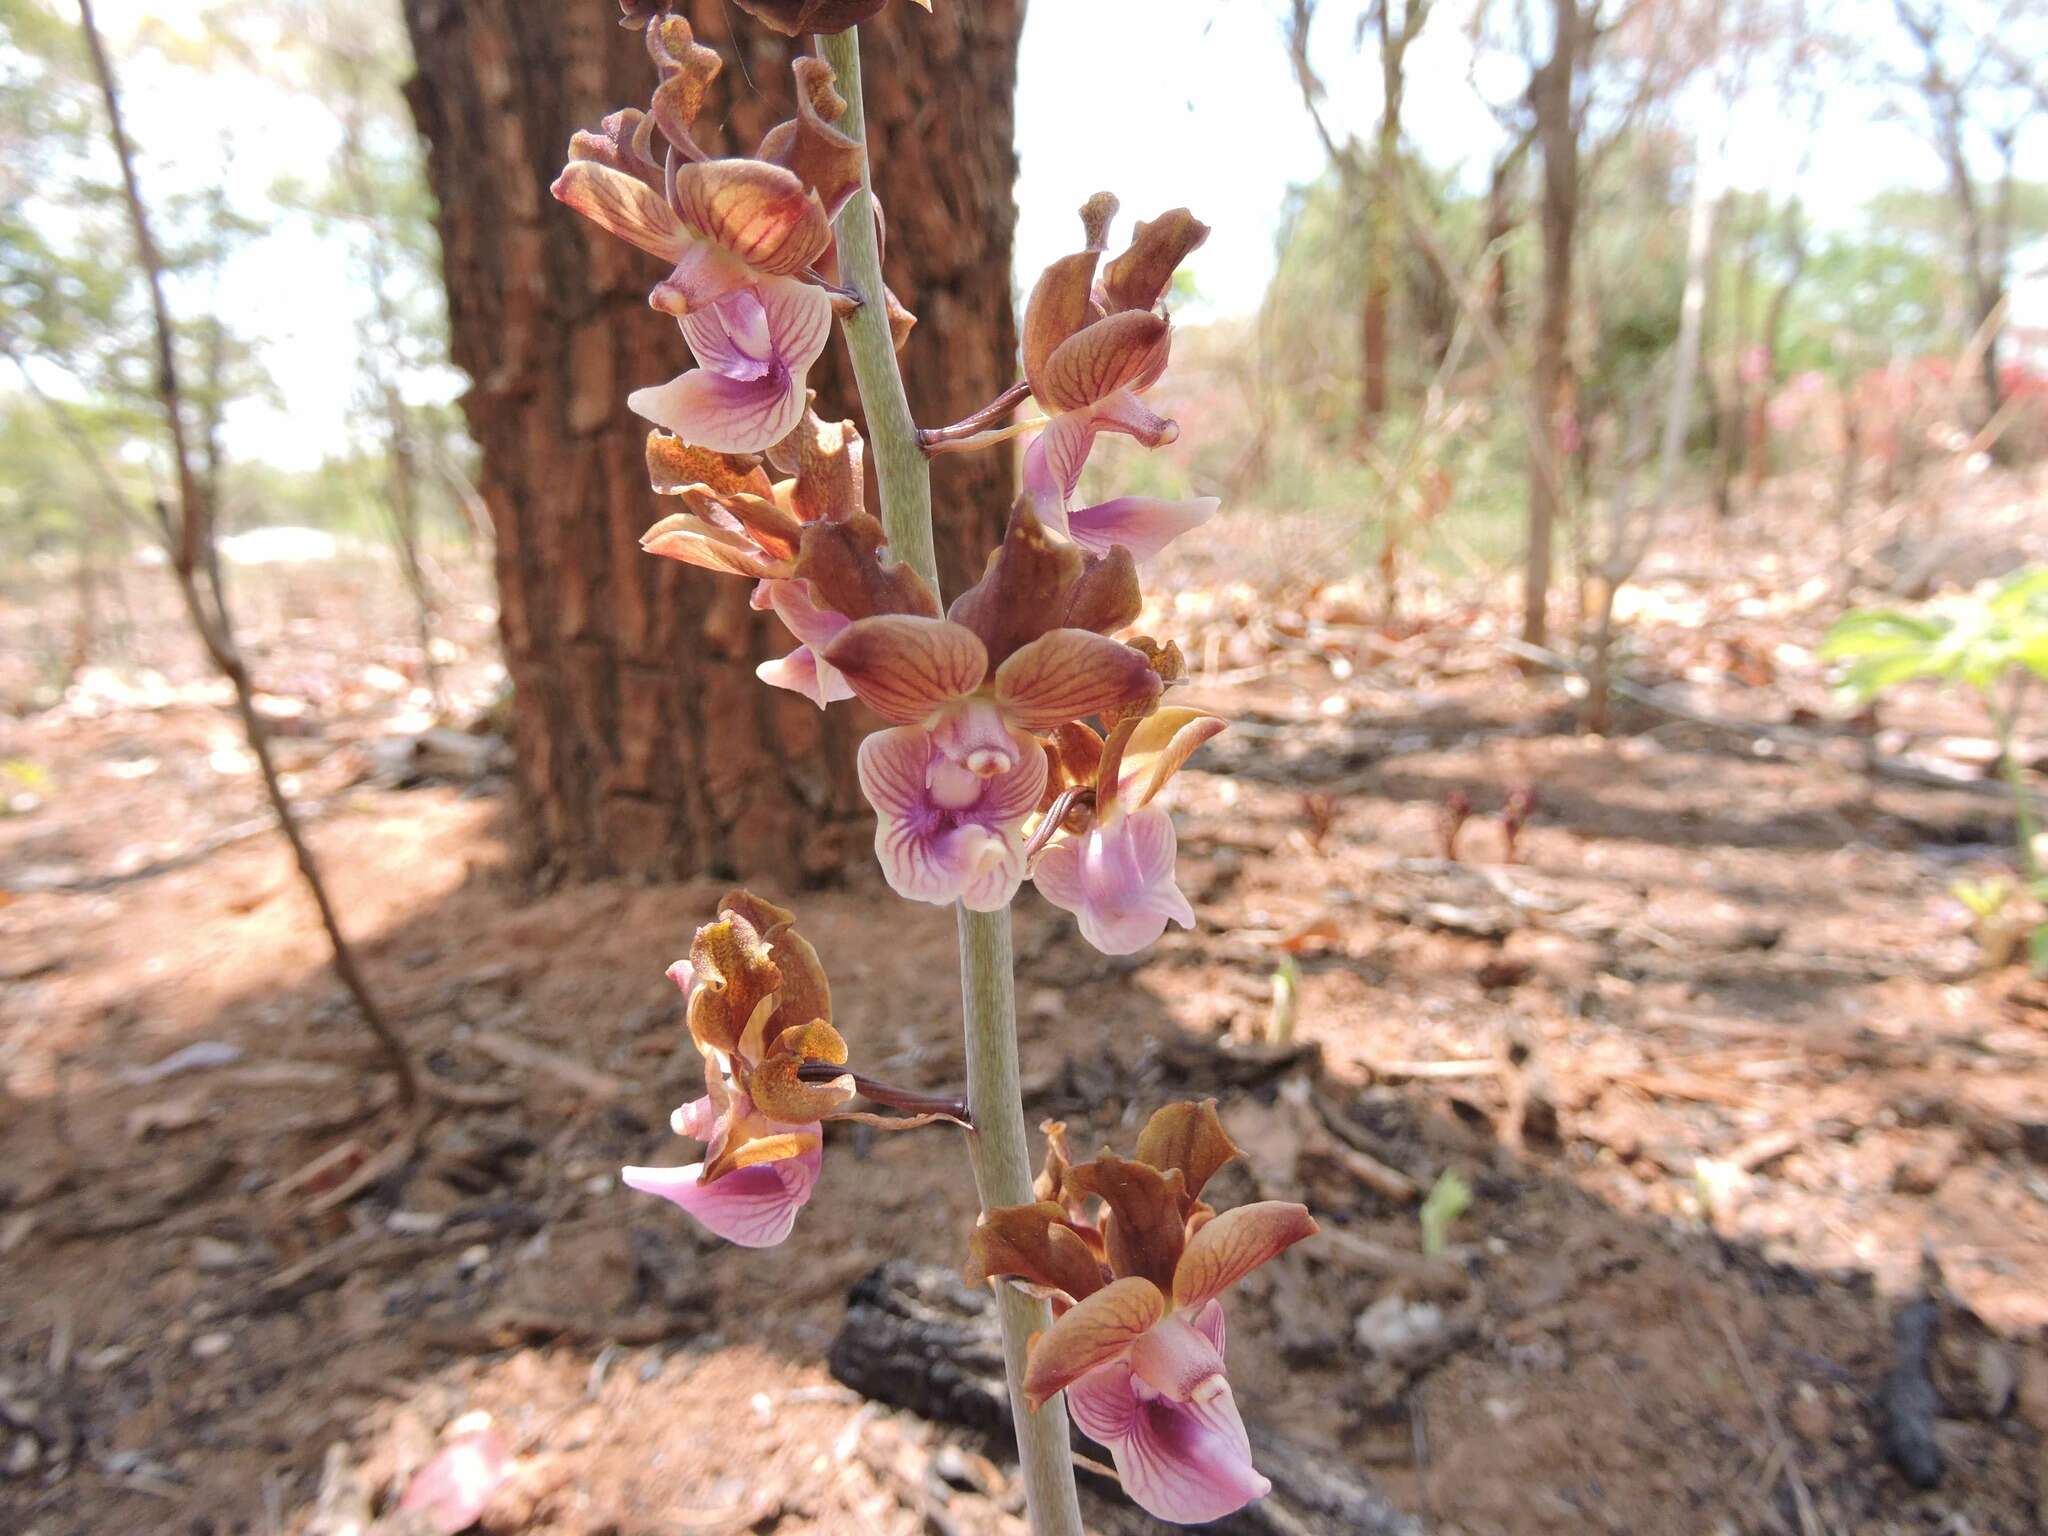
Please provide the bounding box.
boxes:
[858,724,1047,910]
[1030,706,1224,956]
[638,413,937,704]
[825,504,1158,782]
[623,892,854,1247]
[968,1104,1317,1524]
[553,20,861,321]
[1015,198,1218,560]
[628,277,834,453]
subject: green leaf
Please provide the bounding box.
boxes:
[1419,1169,1472,1257]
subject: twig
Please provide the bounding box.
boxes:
[1716,1313,1827,1536]
[76,0,418,1105]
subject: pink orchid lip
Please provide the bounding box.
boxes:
[1061,1304,1271,1524]
[621,1141,822,1249]
[1031,805,1193,956]
[858,725,1046,912]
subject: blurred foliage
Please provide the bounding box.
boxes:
[1824,567,2048,972]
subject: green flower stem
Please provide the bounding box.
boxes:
[819,27,1086,1536]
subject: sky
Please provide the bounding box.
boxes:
[58,0,2044,469]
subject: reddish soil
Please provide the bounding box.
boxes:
[3,504,2047,1535]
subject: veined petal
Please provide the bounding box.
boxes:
[1103,708,1226,818]
[640,510,789,580]
[1134,1100,1238,1204]
[551,161,689,261]
[1022,1275,1166,1408]
[1172,1201,1319,1311]
[649,241,756,318]
[1085,1367,1268,1524]
[1063,1152,1188,1292]
[825,616,987,724]
[942,824,1031,912]
[1037,810,1194,957]
[994,630,1161,732]
[1023,413,1095,509]
[680,288,774,379]
[755,55,865,219]
[1022,250,1104,402]
[1100,208,1211,315]
[756,644,853,707]
[1092,388,1180,450]
[757,275,835,373]
[1041,311,1170,414]
[628,367,804,456]
[620,1142,821,1249]
[1066,496,1219,563]
[858,727,1036,910]
[967,1201,1105,1301]
[793,514,940,624]
[672,159,831,277]
[1128,1310,1230,1403]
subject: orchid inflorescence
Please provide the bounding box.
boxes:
[559,4,1313,1525]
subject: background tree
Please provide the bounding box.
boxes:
[400,0,1025,883]
[1886,0,2047,431]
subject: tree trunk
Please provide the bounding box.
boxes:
[1524,0,1580,652]
[400,0,1022,883]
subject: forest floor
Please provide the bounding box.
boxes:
[4,480,2048,1536]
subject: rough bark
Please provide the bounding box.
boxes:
[831,1262,1422,1536]
[399,0,1021,882]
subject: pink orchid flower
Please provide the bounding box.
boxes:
[622,894,851,1248]
[969,1103,1317,1525]
[1032,707,1225,956]
[628,278,833,454]
[552,21,860,319]
[1014,198,1217,560]
[823,503,1158,785]
[751,578,856,706]
[857,724,1047,911]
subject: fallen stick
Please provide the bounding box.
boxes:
[828,1261,1420,1536]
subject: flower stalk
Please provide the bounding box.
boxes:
[817,26,1087,1536]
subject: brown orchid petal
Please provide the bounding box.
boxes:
[639,510,789,580]
[993,630,1163,732]
[824,616,986,723]
[756,56,865,220]
[1041,311,1170,414]
[777,411,864,525]
[1097,638,1185,735]
[1106,707,1226,817]
[729,0,891,35]
[568,108,662,185]
[1100,208,1211,315]
[1172,1201,1319,1311]
[734,993,781,1072]
[792,514,940,623]
[1064,1153,1189,1292]
[645,16,723,162]
[702,1129,816,1185]
[1060,546,1141,637]
[1134,1100,1238,1203]
[947,503,1084,667]
[551,161,689,262]
[751,1021,853,1123]
[967,1202,1106,1302]
[1035,1119,1075,1205]
[720,890,832,1037]
[1041,721,1105,807]
[1022,250,1103,402]
[685,912,782,1056]
[646,435,774,501]
[672,159,832,278]
[1021,1275,1166,1408]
